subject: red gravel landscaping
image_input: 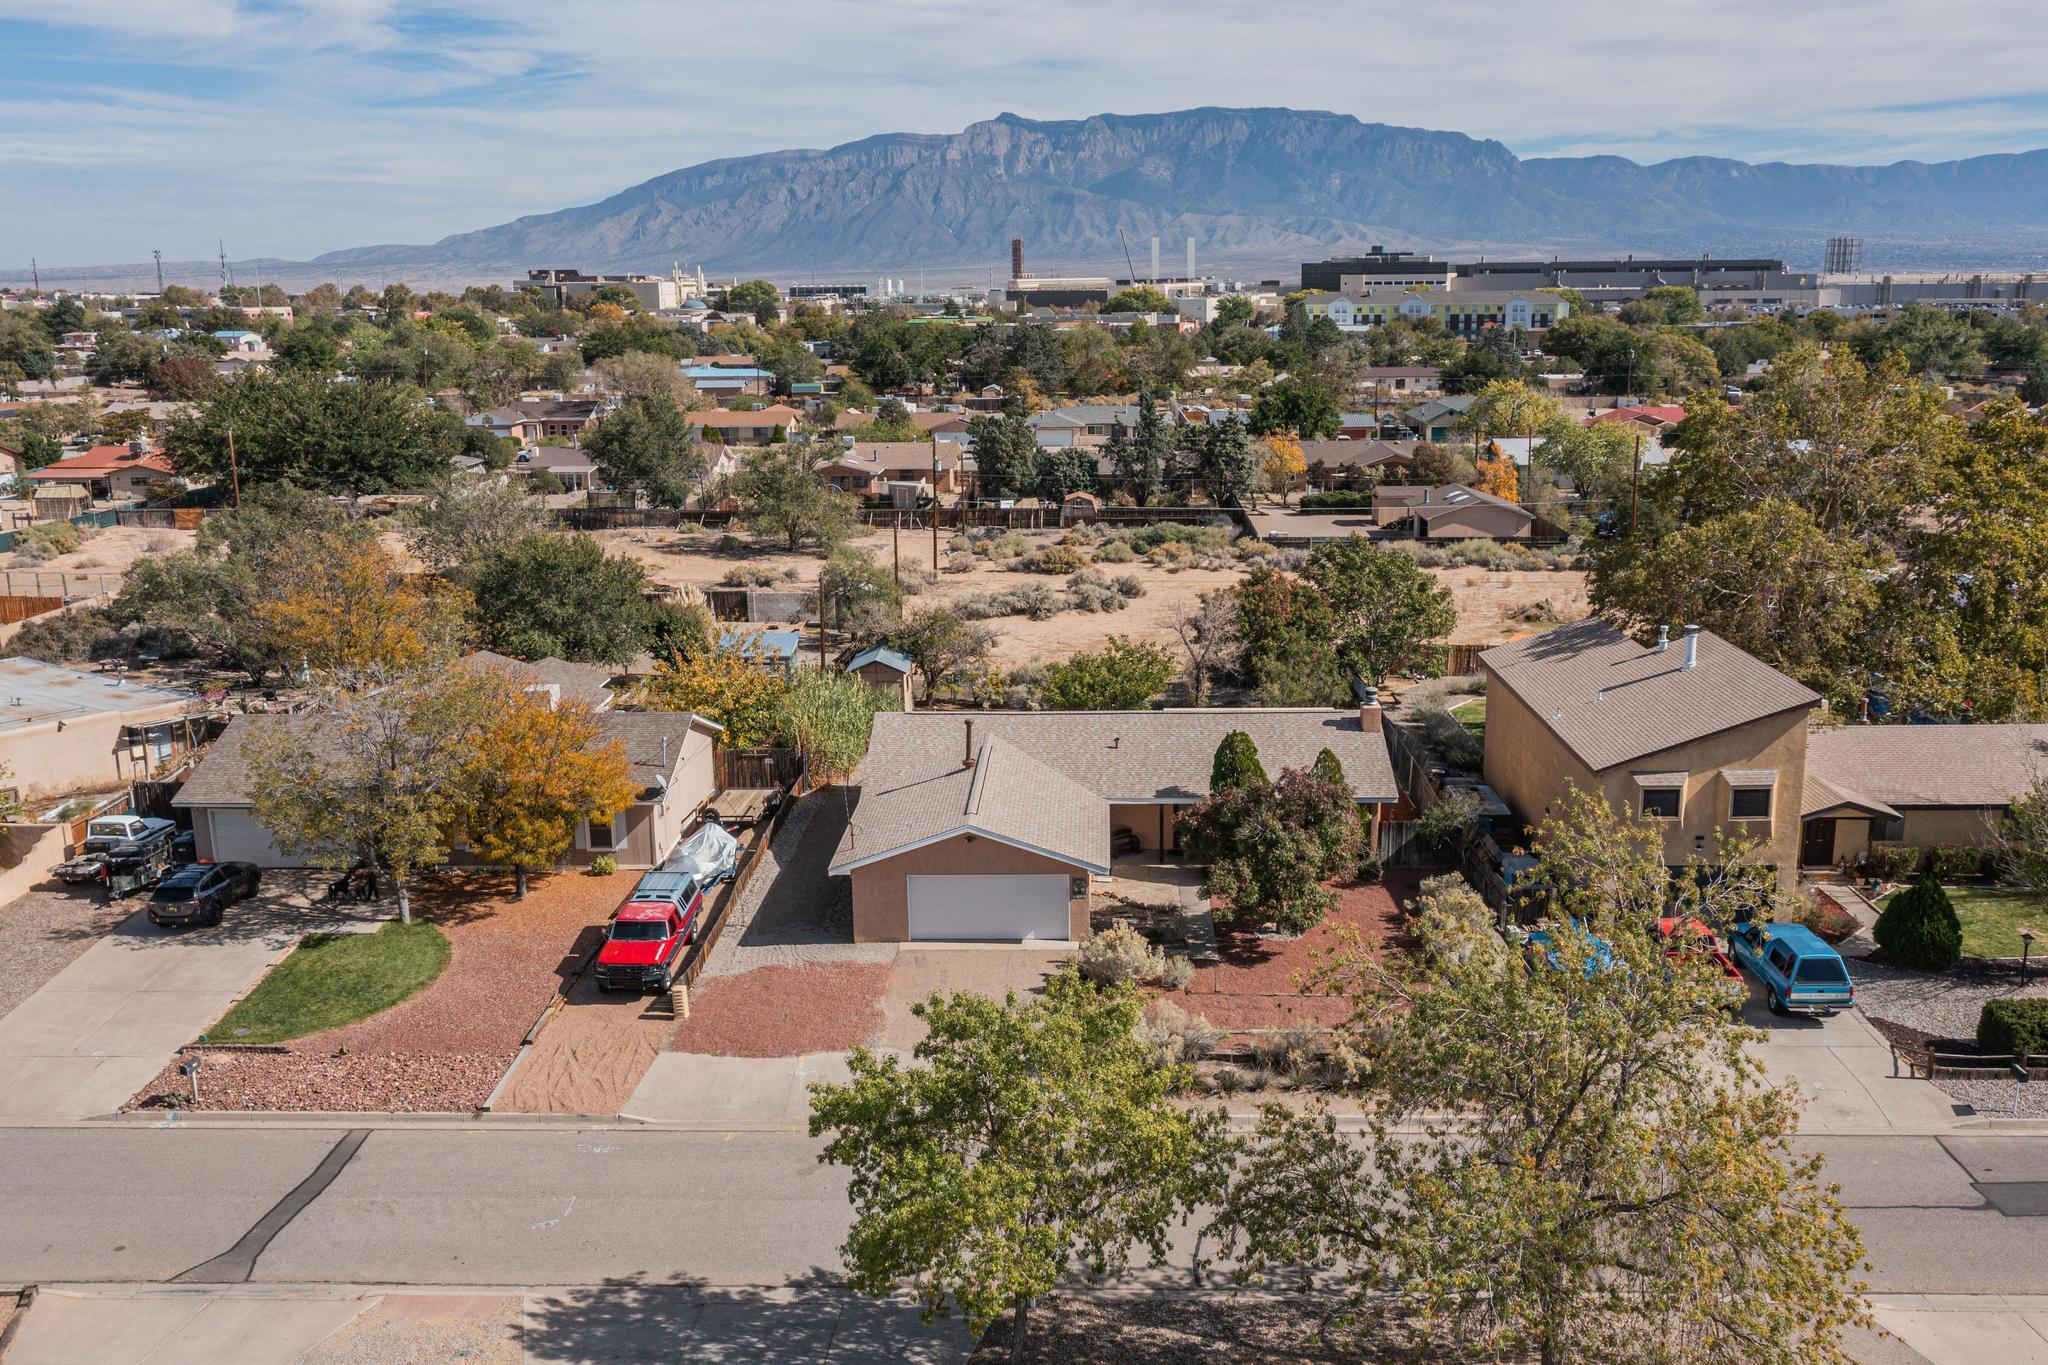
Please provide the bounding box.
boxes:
[668,962,891,1057]
[129,868,638,1113]
[1177,871,1420,1033]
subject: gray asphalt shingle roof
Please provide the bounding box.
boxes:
[1805,724,2048,811]
[1481,620,1820,773]
[830,735,1109,874]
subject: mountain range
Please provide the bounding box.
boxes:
[308,107,2048,281]
[19,107,2048,291]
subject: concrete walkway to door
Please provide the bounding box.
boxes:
[0,877,383,1120]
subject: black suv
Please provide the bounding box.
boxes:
[148,862,261,928]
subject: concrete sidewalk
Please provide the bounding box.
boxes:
[0,899,378,1120]
[623,1051,863,1127]
[3,1283,972,1364]
[1870,1294,2048,1364]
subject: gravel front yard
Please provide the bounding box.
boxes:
[0,884,136,1020]
[668,962,891,1057]
[1180,872,1418,1034]
[1851,955,2048,1116]
[129,868,636,1112]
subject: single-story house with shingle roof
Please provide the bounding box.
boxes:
[173,703,720,871]
[462,650,616,711]
[1801,724,2048,870]
[829,706,1399,942]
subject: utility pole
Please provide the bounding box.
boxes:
[817,582,827,672]
[891,516,902,604]
[1628,428,1642,536]
[226,418,243,509]
[931,434,941,573]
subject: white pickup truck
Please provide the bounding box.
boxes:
[56,814,181,890]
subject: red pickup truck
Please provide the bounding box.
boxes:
[594,887,704,994]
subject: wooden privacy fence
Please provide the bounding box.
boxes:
[715,746,801,792]
[114,507,208,530]
[0,595,62,625]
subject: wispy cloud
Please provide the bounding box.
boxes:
[6,0,2048,265]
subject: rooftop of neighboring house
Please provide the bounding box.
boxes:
[830,733,1110,875]
[689,405,804,428]
[1480,619,1821,773]
[843,708,1399,810]
[830,409,969,433]
[461,650,615,710]
[1589,405,1687,427]
[0,656,197,730]
[818,441,965,471]
[1358,366,1443,380]
[1402,395,1478,423]
[718,628,800,661]
[470,399,601,425]
[174,705,718,808]
[1804,724,2048,816]
[1028,404,1150,428]
[1296,439,1417,468]
[682,366,772,381]
[1374,483,1529,521]
[20,442,172,480]
[520,447,598,473]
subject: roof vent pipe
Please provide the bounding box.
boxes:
[1657,625,1670,653]
[1682,624,1700,670]
[962,718,975,769]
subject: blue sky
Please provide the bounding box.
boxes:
[7,0,2048,267]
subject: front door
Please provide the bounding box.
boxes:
[1800,819,1837,868]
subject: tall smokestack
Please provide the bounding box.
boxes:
[1150,237,1160,280]
[1682,624,1700,670]
[1010,238,1023,281]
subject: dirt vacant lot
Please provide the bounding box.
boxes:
[598,526,1587,668]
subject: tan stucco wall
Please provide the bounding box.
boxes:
[1109,803,1179,851]
[1901,807,2004,850]
[849,836,1091,943]
[1423,504,1532,541]
[1483,664,1809,888]
[0,701,197,802]
[0,822,67,908]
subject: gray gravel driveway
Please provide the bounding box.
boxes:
[702,789,896,979]
[0,883,137,1019]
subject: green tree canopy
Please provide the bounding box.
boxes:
[1039,637,1175,710]
[468,532,663,665]
[584,393,706,507]
[164,369,462,494]
[732,442,858,550]
[1209,730,1266,792]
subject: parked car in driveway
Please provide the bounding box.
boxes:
[1729,922,1855,1016]
[147,861,261,928]
[595,898,701,993]
[1653,916,1746,1009]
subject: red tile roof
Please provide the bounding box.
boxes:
[23,443,174,479]
[1588,405,1687,428]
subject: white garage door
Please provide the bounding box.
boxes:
[905,874,1072,942]
[203,809,307,868]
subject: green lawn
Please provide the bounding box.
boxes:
[1452,697,1487,745]
[208,920,450,1044]
[1879,886,2048,958]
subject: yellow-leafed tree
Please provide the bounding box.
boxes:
[1258,435,1306,506]
[453,688,635,898]
[1475,450,1519,502]
[253,533,471,686]
[631,641,789,747]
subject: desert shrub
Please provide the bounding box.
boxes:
[941,552,976,574]
[898,566,938,595]
[1064,570,1130,613]
[1299,491,1374,510]
[1157,955,1196,991]
[1027,544,1090,575]
[16,520,81,561]
[1412,705,1483,770]
[1416,790,1483,859]
[8,605,120,663]
[1873,876,1964,971]
[714,534,744,553]
[1094,540,1136,563]
[1864,843,1921,881]
[1929,845,1988,882]
[1138,1001,1217,1071]
[1078,924,1163,986]
[1147,541,1193,568]
[956,582,1064,621]
[1192,552,1234,571]
[1109,522,1230,554]
[947,534,973,553]
[1232,539,1278,562]
[1978,998,2048,1059]
[589,854,618,876]
[1060,525,1102,546]
[1411,872,1496,968]
[719,566,777,587]
[990,532,1032,559]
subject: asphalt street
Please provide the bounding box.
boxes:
[3,1125,2044,1295]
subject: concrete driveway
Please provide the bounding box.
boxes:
[0,875,382,1120]
[1741,983,1968,1135]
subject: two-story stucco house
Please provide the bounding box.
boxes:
[1479,620,1820,890]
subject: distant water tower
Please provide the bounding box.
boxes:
[1824,236,1864,275]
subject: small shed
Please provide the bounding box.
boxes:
[846,644,915,710]
[1060,490,1103,525]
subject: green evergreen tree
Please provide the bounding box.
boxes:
[1873,875,1964,971]
[1210,730,1267,792]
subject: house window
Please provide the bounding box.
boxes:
[1641,787,1681,820]
[1871,814,1905,842]
[585,814,621,851]
[1729,787,1772,820]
